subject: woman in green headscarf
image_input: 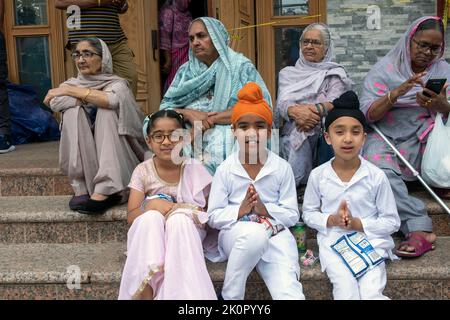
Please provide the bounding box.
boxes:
[160,17,272,174]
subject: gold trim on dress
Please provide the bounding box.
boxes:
[131,265,164,300]
[165,204,207,229]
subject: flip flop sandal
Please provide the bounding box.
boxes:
[395,232,436,258]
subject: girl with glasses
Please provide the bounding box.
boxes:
[119,109,217,300]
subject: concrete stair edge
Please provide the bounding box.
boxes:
[1,195,447,222]
[0,197,447,244]
[0,196,127,223]
[0,168,63,177]
[0,238,449,285]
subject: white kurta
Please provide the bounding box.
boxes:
[207,151,305,300]
[302,157,400,299]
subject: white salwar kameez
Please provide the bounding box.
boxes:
[207,151,305,300]
[302,157,400,300]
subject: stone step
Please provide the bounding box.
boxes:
[0,142,72,197]
[0,237,449,300]
[0,196,127,244]
[0,195,448,245]
[0,243,124,300]
[2,141,449,212]
[402,191,450,237]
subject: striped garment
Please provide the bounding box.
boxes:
[163,45,189,94]
[67,6,126,45]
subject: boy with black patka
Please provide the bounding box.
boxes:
[302,91,400,300]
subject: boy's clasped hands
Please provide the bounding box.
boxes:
[238,184,269,218]
[327,200,363,232]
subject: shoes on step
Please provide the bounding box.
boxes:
[69,194,90,211]
[77,193,121,215]
[0,135,15,154]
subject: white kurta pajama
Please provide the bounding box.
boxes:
[302,157,400,300]
[207,151,305,300]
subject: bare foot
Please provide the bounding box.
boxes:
[139,284,153,300]
[397,231,436,253]
[90,193,108,201]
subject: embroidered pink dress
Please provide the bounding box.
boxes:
[118,157,217,300]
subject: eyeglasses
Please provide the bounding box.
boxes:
[412,38,442,56]
[150,131,184,144]
[71,51,101,60]
[301,39,323,47]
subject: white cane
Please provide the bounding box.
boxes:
[371,124,450,215]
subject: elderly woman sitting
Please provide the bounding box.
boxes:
[360,17,450,258]
[160,17,272,174]
[44,37,146,214]
[277,23,352,186]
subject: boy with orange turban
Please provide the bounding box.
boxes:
[207,82,305,300]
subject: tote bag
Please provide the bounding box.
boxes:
[421,113,450,188]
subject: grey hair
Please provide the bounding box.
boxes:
[301,23,331,52]
[77,37,103,57]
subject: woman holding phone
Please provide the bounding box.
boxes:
[360,16,450,259]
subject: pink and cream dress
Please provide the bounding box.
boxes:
[118,157,217,300]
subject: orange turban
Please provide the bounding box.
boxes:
[231,82,272,127]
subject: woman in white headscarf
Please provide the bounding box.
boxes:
[44,37,146,214]
[277,23,352,186]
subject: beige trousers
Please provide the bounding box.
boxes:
[59,106,141,196]
[108,40,138,97]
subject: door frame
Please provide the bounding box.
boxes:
[60,0,161,115]
[256,0,327,101]
[211,0,256,63]
[4,0,66,90]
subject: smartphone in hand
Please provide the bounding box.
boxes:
[423,78,447,97]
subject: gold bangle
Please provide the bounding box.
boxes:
[82,88,91,103]
[387,91,395,105]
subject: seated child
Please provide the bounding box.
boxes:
[118,109,217,300]
[207,82,305,300]
[302,91,400,300]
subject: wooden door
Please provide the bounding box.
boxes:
[256,0,326,101]
[211,0,256,64]
[4,0,66,104]
[119,0,161,114]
